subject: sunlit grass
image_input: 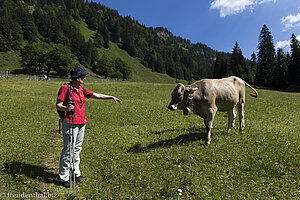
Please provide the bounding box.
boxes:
[0,81,299,199]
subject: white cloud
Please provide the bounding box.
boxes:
[210,0,276,17]
[259,0,276,4]
[275,40,290,49]
[275,35,300,50]
[281,13,300,31]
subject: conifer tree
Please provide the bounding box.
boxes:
[273,48,288,89]
[213,52,227,78]
[256,24,275,86]
[289,34,300,85]
[112,20,120,43]
[0,16,23,50]
[229,42,245,77]
[250,52,257,74]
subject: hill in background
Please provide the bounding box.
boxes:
[0,0,219,83]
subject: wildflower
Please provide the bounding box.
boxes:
[178,188,183,196]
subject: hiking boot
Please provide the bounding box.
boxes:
[76,176,85,182]
[61,180,70,188]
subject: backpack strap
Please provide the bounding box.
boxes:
[66,83,72,102]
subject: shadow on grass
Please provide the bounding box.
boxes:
[3,161,61,186]
[128,128,207,153]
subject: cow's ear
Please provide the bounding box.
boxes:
[176,83,184,88]
[188,87,198,94]
[176,83,185,92]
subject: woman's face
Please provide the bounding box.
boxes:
[78,75,86,85]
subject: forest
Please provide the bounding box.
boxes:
[0,0,299,89]
[214,25,300,89]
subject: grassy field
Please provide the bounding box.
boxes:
[0,80,299,199]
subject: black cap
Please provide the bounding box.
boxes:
[70,67,89,79]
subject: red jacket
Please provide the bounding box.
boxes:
[57,83,94,124]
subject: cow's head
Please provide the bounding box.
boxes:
[168,83,198,112]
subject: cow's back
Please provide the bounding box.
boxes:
[191,76,244,112]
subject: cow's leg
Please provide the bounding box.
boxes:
[238,102,245,133]
[227,108,236,133]
[205,107,217,146]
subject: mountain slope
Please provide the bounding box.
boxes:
[0,0,217,83]
[97,42,183,83]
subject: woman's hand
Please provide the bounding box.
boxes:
[112,97,122,104]
[67,102,75,111]
[91,93,122,104]
[56,100,75,111]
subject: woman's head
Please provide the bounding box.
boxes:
[70,67,89,84]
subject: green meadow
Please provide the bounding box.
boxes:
[0,80,299,199]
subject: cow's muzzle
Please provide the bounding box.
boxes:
[168,105,177,111]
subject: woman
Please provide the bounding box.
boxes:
[56,67,122,187]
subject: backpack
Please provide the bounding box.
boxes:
[57,83,73,119]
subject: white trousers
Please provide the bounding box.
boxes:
[59,119,85,181]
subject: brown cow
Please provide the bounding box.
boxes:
[168,76,258,146]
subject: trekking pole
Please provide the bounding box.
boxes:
[68,101,76,199]
[59,118,62,134]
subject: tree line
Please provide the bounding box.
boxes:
[80,1,217,81]
[1,1,299,88]
[213,25,300,89]
[0,0,216,80]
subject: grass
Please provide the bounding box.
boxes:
[0,80,299,199]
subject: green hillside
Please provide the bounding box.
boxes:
[0,48,184,84]
[97,43,182,84]
[0,0,219,83]
[0,18,186,84]
[78,19,183,84]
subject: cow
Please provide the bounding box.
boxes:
[168,76,258,146]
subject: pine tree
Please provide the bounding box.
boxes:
[273,48,288,89]
[213,52,227,78]
[250,52,257,74]
[256,24,275,86]
[229,42,245,77]
[94,31,104,48]
[246,52,257,85]
[114,58,131,80]
[289,34,300,85]
[122,31,137,58]
[0,16,23,50]
[112,20,120,43]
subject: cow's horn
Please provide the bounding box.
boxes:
[188,87,198,94]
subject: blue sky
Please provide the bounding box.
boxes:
[95,0,300,58]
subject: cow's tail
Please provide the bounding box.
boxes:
[245,82,258,98]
